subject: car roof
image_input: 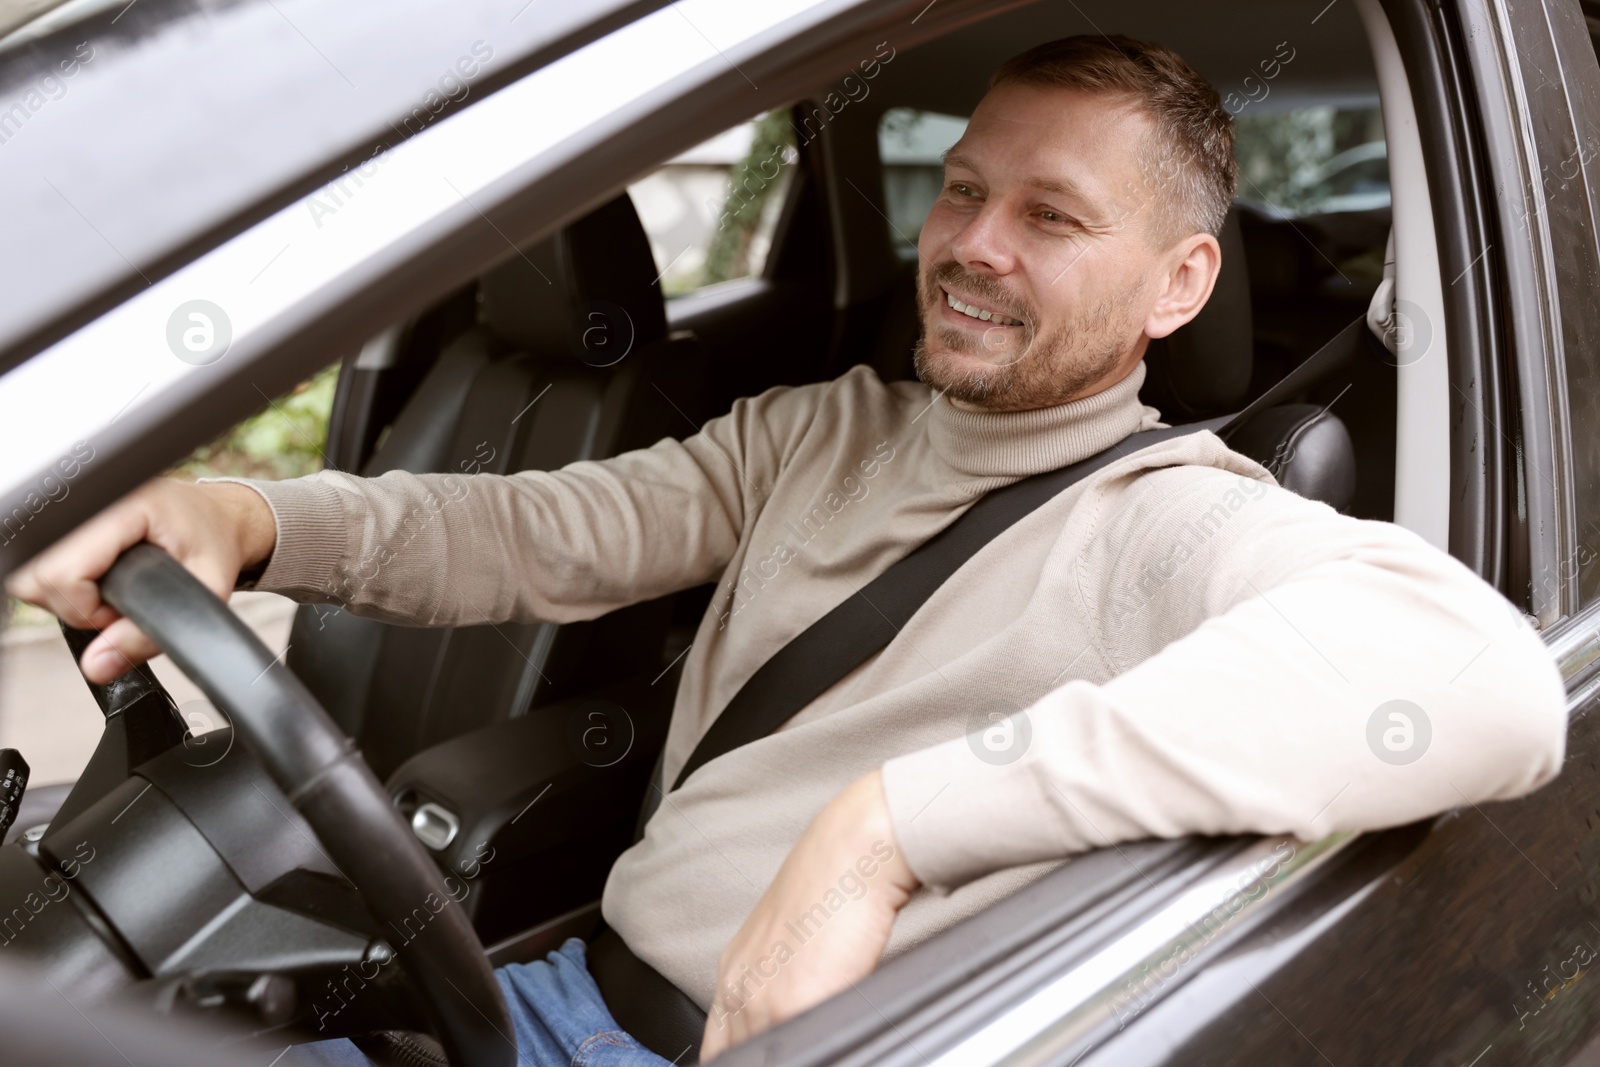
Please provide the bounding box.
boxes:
[877,0,1376,117]
[0,0,669,375]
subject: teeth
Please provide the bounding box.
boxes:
[946,291,1019,326]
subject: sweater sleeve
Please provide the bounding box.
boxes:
[200,382,809,628]
[880,465,1568,891]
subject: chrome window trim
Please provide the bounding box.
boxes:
[921,833,1357,1067]
[1548,605,1600,688]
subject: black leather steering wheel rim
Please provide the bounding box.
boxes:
[99,543,515,1067]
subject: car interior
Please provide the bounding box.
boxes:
[280,0,1396,949]
[0,0,1412,1060]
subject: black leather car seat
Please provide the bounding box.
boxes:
[1141,207,1255,422]
[1141,207,1358,513]
[285,194,706,780]
[1226,402,1357,511]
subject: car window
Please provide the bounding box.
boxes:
[628,109,797,297]
[877,104,1390,247]
[879,108,969,260]
[1233,104,1388,217]
[169,364,338,481]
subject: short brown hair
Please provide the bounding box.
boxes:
[990,35,1237,240]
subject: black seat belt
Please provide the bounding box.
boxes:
[670,314,1372,792]
[594,317,1377,1058]
[670,418,1221,791]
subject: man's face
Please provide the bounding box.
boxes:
[914,82,1203,412]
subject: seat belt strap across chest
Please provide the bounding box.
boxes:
[669,418,1224,791]
[669,314,1372,792]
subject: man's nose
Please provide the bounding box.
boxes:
[949,204,1017,276]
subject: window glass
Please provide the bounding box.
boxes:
[1233,105,1388,217]
[628,109,797,297]
[879,108,968,259]
[6,362,337,663]
[877,105,1388,253]
[169,363,339,481]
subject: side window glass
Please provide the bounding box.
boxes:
[5,365,337,775]
[1232,105,1388,217]
[879,108,969,260]
[170,364,339,481]
[877,105,1387,234]
[628,109,797,297]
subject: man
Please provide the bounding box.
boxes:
[7,34,1565,1066]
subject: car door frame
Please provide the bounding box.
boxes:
[3,0,1594,1063]
[0,0,1032,578]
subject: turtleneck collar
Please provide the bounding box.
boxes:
[925,361,1158,479]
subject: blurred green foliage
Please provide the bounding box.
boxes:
[172,363,340,482]
[692,109,796,292]
[5,598,52,630]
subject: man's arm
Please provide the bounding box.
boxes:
[700,772,918,1060]
[221,417,770,629]
[8,380,813,681]
[880,469,1565,887]
[705,466,1566,1055]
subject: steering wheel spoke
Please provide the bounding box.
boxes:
[94,543,515,1067]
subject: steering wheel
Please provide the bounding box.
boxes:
[98,543,515,1067]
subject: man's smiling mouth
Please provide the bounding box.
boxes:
[941,286,1023,327]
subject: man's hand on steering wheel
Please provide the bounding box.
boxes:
[701,771,920,1060]
[4,479,276,684]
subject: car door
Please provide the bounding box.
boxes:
[1074,0,1600,1063]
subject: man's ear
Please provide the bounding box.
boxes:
[1143,232,1222,340]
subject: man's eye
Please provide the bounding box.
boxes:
[949,182,978,197]
[1038,209,1070,224]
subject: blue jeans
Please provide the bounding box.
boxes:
[280,938,677,1067]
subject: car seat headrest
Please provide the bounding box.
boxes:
[1139,205,1254,420]
[478,192,669,359]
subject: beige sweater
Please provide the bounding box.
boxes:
[224,361,1567,1009]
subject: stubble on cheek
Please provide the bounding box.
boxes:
[913,267,1144,410]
